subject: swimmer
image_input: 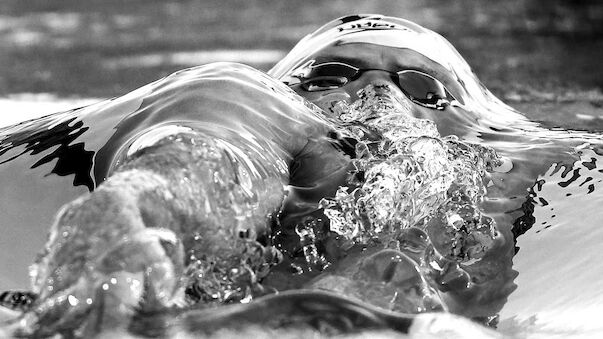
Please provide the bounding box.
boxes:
[268,14,602,321]
[0,54,502,337]
[1,14,601,338]
[265,14,518,320]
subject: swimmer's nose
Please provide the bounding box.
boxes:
[306,70,413,117]
[347,70,405,101]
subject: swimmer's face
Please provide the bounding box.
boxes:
[280,42,473,135]
[286,43,465,106]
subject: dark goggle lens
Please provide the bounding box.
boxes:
[396,70,455,109]
[299,63,359,92]
[288,62,461,109]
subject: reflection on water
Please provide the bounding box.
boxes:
[0,114,95,190]
[500,148,603,337]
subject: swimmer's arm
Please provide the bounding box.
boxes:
[32,136,287,304]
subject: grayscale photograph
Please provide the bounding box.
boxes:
[0,1,602,338]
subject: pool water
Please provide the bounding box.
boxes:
[0,58,602,339]
[499,146,603,337]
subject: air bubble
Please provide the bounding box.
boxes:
[319,84,500,302]
[67,295,78,306]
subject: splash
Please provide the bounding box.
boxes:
[312,84,502,292]
[13,131,290,336]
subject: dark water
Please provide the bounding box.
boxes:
[0,15,602,339]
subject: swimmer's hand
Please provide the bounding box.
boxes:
[9,135,286,337]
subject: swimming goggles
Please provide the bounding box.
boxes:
[284,61,464,110]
